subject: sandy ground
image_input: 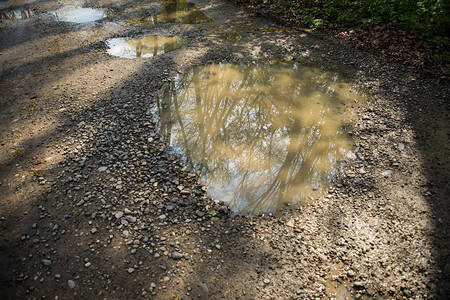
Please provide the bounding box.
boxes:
[0,0,449,299]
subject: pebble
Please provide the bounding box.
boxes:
[98,166,107,172]
[127,267,135,274]
[68,280,76,289]
[381,170,392,178]
[263,278,270,284]
[115,211,124,218]
[126,216,136,223]
[42,259,52,266]
[91,227,98,234]
[199,282,209,293]
[172,251,183,260]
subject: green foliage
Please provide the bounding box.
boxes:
[252,0,450,46]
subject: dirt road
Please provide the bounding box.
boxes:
[1,0,449,298]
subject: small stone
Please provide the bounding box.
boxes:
[124,208,132,214]
[127,267,135,274]
[98,166,107,172]
[55,274,61,279]
[123,230,129,237]
[126,216,136,223]
[131,249,137,254]
[286,220,295,227]
[115,211,124,219]
[42,259,52,266]
[199,282,209,293]
[347,270,355,277]
[91,227,98,234]
[354,281,365,289]
[397,143,405,151]
[381,170,392,178]
[171,251,183,260]
[158,214,166,220]
[196,210,205,217]
[263,278,270,284]
[211,217,220,222]
[68,280,76,289]
[85,262,91,267]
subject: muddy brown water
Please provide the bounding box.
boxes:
[106,35,190,58]
[126,0,211,26]
[157,60,363,214]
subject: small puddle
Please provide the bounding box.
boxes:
[126,0,211,26]
[51,6,108,23]
[106,35,189,58]
[157,60,363,214]
[0,10,35,20]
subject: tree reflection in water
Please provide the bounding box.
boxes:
[106,35,189,59]
[157,61,361,214]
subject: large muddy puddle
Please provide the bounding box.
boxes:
[157,60,363,214]
[126,0,211,26]
[106,35,189,58]
[51,6,108,23]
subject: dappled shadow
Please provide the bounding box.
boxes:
[0,6,267,296]
[1,0,449,298]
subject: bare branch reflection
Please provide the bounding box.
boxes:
[158,61,361,214]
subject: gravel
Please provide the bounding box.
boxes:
[0,0,448,299]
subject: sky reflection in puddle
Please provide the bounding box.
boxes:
[106,35,189,58]
[51,6,107,23]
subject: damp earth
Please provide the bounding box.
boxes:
[158,61,362,214]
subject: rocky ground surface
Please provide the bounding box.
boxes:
[0,0,449,299]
